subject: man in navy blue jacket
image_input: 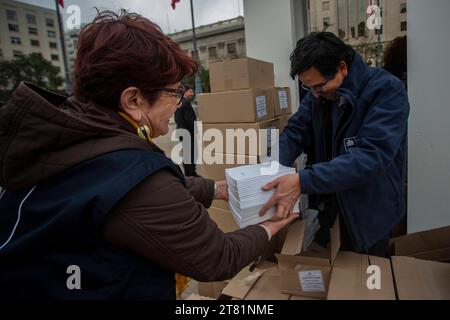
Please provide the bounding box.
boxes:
[260,32,409,256]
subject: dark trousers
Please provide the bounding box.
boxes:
[179,135,198,177]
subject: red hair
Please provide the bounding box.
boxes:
[73,10,197,108]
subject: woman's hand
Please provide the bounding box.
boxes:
[214,180,229,201]
[260,212,299,237]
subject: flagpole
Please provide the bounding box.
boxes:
[376,0,381,67]
[189,0,202,95]
[55,0,71,94]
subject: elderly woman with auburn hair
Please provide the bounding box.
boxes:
[0,10,297,300]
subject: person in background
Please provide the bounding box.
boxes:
[174,85,198,176]
[259,32,410,257]
[383,36,407,88]
[0,10,297,300]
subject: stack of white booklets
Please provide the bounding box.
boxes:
[225,162,298,228]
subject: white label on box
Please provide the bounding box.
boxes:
[255,95,267,118]
[298,270,325,292]
[278,90,288,110]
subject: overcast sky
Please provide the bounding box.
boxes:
[19,0,244,34]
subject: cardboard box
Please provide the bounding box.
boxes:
[276,218,341,299]
[202,119,281,157]
[209,57,275,93]
[221,262,290,300]
[391,256,450,300]
[389,225,450,263]
[185,294,215,300]
[211,199,229,211]
[198,153,266,181]
[267,87,292,116]
[197,281,229,299]
[327,251,396,300]
[207,206,239,233]
[197,89,275,123]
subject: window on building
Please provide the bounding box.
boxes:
[357,0,367,37]
[48,30,56,38]
[46,18,55,28]
[6,9,17,21]
[26,14,37,25]
[401,3,407,14]
[348,0,356,38]
[49,42,57,49]
[29,27,38,35]
[358,21,366,37]
[227,42,237,56]
[10,36,21,45]
[30,39,40,47]
[338,0,346,39]
[13,50,23,58]
[322,1,330,11]
[0,49,3,58]
[8,24,19,32]
[323,17,331,30]
[401,21,407,31]
[51,54,59,61]
[208,46,217,59]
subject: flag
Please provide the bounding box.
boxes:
[57,0,64,8]
[171,0,180,10]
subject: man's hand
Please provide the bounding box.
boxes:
[259,173,301,221]
[214,180,229,201]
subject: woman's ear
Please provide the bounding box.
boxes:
[119,87,142,123]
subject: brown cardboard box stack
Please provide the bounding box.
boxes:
[196,57,293,298]
[197,57,292,211]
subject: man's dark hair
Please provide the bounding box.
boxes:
[290,32,355,79]
[184,85,193,91]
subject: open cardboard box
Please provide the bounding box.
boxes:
[389,225,450,263]
[389,225,450,300]
[327,251,396,300]
[275,217,341,299]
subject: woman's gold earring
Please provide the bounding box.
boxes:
[137,124,153,143]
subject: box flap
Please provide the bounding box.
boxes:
[197,281,229,299]
[327,251,396,300]
[330,216,341,264]
[280,220,306,255]
[391,256,450,300]
[244,266,290,300]
[221,262,274,299]
[391,225,450,262]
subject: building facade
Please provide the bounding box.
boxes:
[308,0,407,64]
[65,26,83,79]
[0,0,66,76]
[169,16,246,69]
